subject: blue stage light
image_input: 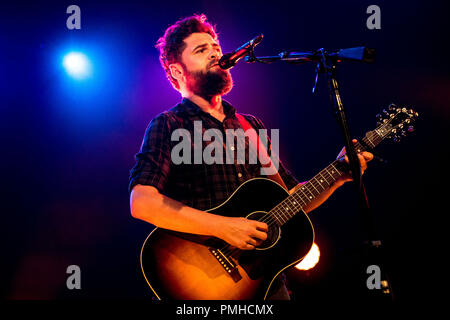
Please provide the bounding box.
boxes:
[62,52,92,79]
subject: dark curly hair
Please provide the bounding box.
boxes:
[156,14,218,90]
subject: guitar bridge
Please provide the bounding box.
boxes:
[208,248,242,283]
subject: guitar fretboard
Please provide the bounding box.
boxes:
[268,129,384,226]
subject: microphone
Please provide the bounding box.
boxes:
[218,34,263,69]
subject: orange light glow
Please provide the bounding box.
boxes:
[295,243,320,271]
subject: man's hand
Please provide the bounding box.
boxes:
[216,216,268,250]
[334,139,374,187]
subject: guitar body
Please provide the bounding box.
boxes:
[140,178,315,300]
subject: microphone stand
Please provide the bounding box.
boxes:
[246,46,394,301]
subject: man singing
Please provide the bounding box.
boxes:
[129,14,373,300]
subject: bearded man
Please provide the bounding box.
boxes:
[128,14,373,300]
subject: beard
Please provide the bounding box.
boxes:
[184,64,233,101]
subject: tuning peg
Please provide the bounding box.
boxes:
[376,113,383,120]
[388,104,397,111]
[382,109,389,116]
[393,136,401,143]
[409,109,419,118]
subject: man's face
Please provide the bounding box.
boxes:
[178,32,233,99]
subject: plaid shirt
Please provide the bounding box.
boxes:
[128,98,299,211]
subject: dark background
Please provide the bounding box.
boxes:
[1,0,447,303]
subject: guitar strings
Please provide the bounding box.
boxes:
[218,128,385,258]
[221,114,404,258]
[220,138,373,257]
[220,153,361,257]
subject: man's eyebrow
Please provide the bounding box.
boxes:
[192,43,220,52]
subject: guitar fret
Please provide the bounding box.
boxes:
[301,184,316,200]
[313,176,327,191]
[292,190,308,207]
[281,198,295,220]
[272,207,286,225]
[275,205,288,224]
[330,163,343,177]
[370,130,382,146]
[309,179,321,194]
[291,194,304,210]
[294,186,311,209]
[286,196,299,211]
[323,166,335,184]
[270,204,281,222]
[318,172,331,188]
[284,197,297,219]
[270,211,283,225]
[365,133,376,149]
[278,195,300,221]
[373,131,382,145]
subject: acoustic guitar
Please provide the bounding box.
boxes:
[139,105,417,300]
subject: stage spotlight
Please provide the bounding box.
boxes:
[296,242,320,271]
[62,52,92,79]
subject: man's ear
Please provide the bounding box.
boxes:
[169,63,184,83]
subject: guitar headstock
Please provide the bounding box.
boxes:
[375,104,419,142]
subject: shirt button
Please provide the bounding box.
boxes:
[230,146,235,151]
[237,172,243,178]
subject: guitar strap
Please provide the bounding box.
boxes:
[235,113,288,191]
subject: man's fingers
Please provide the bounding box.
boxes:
[361,151,374,162]
[251,229,268,241]
[254,221,268,232]
[343,150,373,168]
[358,154,367,171]
[242,243,255,250]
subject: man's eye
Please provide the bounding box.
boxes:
[197,48,206,53]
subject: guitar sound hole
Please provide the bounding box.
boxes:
[245,211,280,250]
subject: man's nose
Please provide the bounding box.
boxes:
[209,48,221,60]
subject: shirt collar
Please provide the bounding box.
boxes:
[181,97,236,120]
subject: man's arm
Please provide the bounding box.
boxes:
[129,113,268,250]
[130,184,268,250]
[289,141,374,213]
[289,182,340,213]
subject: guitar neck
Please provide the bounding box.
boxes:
[269,129,384,226]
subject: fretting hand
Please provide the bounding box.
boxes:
[334,139,374,187]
